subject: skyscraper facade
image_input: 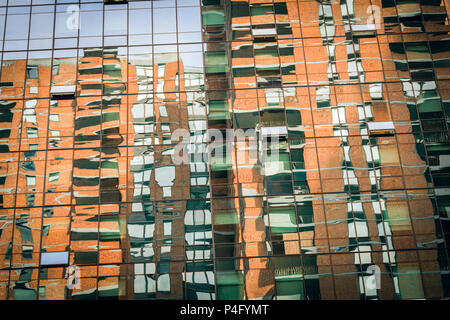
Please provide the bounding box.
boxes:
[0,0,449,300]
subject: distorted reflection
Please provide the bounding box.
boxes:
[0,0,448,301]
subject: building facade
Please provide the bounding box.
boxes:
[0,0,449,300]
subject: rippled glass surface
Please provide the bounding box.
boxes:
[0,0,448,300]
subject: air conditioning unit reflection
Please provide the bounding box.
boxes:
[260,126,288,137]
[104,0,127,4]
[50,85,76,100]
[252,27,277,42]
[367,121,395,136]
[40,251,69,266]
[347,24,377,37]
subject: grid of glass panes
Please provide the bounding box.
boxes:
[0,0,448,300]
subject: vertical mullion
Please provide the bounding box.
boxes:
[36,0,57,300]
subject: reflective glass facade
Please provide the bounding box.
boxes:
[0,0,449,300]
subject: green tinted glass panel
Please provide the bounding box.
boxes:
[202,10,225,26]
[205,52,228,74]
[250,5,273,16]
[216,271,244,300]
[13,288,36,300]
[418,98,442,113]
[235,112,258,128]
[231,4,249,18]
[214,211,239,225]
[275,276,304,299]
[209,100,227,111]
[268,206,297,234]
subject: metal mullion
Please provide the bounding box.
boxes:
[2,0,20,300]
[385,0,429,299]
[174,0,186,299]
[418,5,449,133]
[341,0,381,299]
[16,2,40,300]
[35,0,60,300]
[174,0,185,298]
[151,0,162,298]
[238,0,271,301]
[122,0,131,299]
[236,1,251,300]
[94,1,105,300]
[199,0,221,301]
[275,1,307,298]
[296,0,338,300]
[147,0,156,298]
[64,2,81,300]
[362,0,409,293]
[251,15,267,297]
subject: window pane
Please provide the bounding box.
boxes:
[5,13,29,40]
[104,9,127,35]
[80,10,102,37]
[30,13,54,39]
[129,9,151,35]
[153,8,176,34]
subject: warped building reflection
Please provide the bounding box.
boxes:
[0,0,449,300]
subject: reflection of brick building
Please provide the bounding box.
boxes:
[128,53,190,299]
[211,0,449,300]
[297,0,448,300]
[0,0,449,301]
[0,48,131,299]
[0,47,193,299]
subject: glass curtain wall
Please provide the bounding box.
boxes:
[0,0,448,300]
